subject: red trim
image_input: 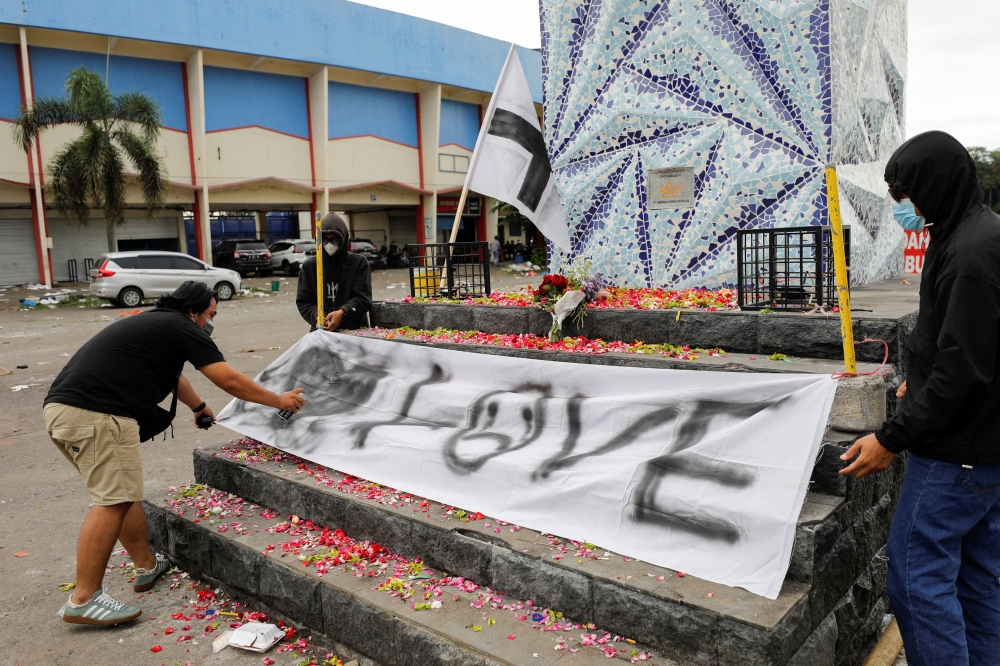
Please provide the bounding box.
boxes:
[438,142,474,152]
[326,179,431,195]
[310,196,317,239]
[305,78,317,188]
[205,125,308,141]
[192,190,204,260]
[415,93,424,191]
[415,199,425,245]
[181,62,198,188]
[328,134,417,149]
[477,197,487,245]
[0,177,31,187]
[207,176,322,192]
[435,186,465,195]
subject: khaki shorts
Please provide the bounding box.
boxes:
[44,403,143,506]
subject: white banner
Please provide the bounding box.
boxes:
[218,332,837,598]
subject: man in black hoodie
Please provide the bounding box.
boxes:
[840,132,1000,665]
[296,212,372,331]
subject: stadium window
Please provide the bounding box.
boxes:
[438,153,469,174]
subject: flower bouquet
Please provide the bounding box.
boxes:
[534,260,609,340]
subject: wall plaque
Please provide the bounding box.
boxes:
[647,167,695,210]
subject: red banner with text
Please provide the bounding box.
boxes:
[904,229,929,274]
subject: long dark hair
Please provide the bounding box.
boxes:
[155,281,217,315]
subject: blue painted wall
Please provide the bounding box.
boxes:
[203,66,308,138]
[0,0,544,103]
[439,99,480,151]
[28,47,187,130]
[328,81,417,147]
[0,42,20,120]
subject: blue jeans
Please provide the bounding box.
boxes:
[887,453,1000,666]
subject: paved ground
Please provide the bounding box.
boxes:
[0,266,541,666]
[0,267,908,665]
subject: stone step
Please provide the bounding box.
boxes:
[189,444,900,665]
[142,494,649,666]
[370,302,916,365]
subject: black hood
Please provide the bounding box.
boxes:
[320,212,350,259]
[884,130,984,242]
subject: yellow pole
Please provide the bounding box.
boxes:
[316,215,324,329]
[826,164,855,375]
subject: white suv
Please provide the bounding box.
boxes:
[268,240,316,276]
[89,251,242,307]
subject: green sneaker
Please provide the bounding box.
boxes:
[133,553,170,592]
[59,589,142,625]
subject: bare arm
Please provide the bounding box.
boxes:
[198,362,306,412]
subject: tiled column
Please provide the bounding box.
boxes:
[417,83,441,244]
[185,49,212,263]
[18,27,52,286]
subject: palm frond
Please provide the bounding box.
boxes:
[64,67,113,126]
[98,135,128,228]
[113,92,163,144]
[48,141,92,224]
[10,97,80,152]
[113,126,168,218]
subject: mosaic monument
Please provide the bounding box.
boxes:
[541,0,907,288]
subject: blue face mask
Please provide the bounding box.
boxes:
[892,199,926,232]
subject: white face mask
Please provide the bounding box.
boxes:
[324,240,340,257]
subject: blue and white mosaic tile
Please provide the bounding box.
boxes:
[541,0,907,288]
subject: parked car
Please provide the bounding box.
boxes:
[268,240,317,276]
[212,240,272,277]
[349,239,380,268]
[90,251,242,307]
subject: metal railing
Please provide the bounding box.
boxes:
[407,242,491,299]
[736,226,850,311]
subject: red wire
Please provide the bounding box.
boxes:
[831,337,891,379]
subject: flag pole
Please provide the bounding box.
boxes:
[448,43,517,251]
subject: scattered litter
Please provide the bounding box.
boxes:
[9,386,31,392]
[118,309,143,317]
[37,361,50,365]
[60,353,70,357]
[57,582,75,592]
[0,368,11,376]
[16,365,27,369]
[212,630,234,653]
[224,622,285,652]
[150,646,162,653]
[19,299,37,307]
[100,303,112,308]
[14,552,27,557]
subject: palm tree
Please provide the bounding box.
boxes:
[12,66,169,252]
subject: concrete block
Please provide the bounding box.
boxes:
[243,465,291,513]
[788,612,837,666]
[321,585,400,665]
[491,548,592,623]
[758,316,843,359]
[209,536,260,596]
[715,617,773,665]
[287,481,347,530]
[471,306,528,334]
[415,524,494,586]
[395,622,497,666]
[673,311,758,353]
[424,304,473,331]
[377,301,424,329]
[828,376,886,433]
[259,558,323,632]
[343,502,391,548]
[143,502,169,555]
[768,596,815,666]
[590,309,672,344]
[526,307,553,336]
[166,513,212,581]
[591,579,718,665]
[854,319,899,364]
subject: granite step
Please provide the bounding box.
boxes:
[142,493,652,666]
[189,444,887,665]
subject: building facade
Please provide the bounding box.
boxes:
[0,0,542,285]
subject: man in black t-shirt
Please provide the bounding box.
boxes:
[45,281,306,626]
